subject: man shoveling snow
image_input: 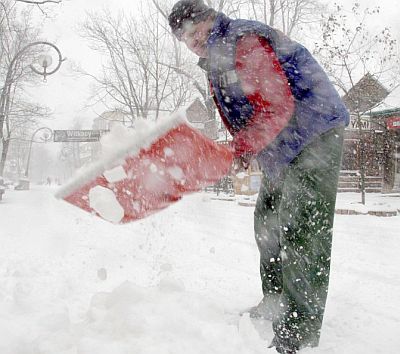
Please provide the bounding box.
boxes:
[168,1,349,353]
[57,1,349,353]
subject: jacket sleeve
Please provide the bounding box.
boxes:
[232,33,295,158]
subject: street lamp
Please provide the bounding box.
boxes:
[1,41,64,92]
[14,127,53,190]
[0,41,64,178]
[29,42,64,81]
[24,127,53,179]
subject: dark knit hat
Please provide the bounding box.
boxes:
[168,0,215,40]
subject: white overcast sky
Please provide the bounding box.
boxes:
[25,0,400,131]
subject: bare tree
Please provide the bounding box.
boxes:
[198,1,326,37]
[151,0,218,120]
[80,0,327,137]
[151,0,327,127]
[314,3,400,203]
[14,0,64,16]
[80,3,197,125]
[0,0,51,176]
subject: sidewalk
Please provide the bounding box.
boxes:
[208,192,400,217]
[335,192,400,217]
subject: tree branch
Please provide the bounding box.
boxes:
[15,0,62,4]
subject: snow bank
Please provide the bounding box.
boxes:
[3,278,267,354]
[70,279,266,354]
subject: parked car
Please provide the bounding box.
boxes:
[14,178,30,191]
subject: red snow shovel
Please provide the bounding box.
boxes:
[55,118,233,224]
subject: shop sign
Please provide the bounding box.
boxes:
[348,115,371,131]
[387,117,400,130]
[53,130,109,142]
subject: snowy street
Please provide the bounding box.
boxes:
[1,186,399,354]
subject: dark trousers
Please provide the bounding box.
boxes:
[254,127,344,350]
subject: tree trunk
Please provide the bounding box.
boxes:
[0,138,10,176]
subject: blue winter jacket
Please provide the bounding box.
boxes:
[203,14,349,180]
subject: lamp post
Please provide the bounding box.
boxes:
[30,42,64,80]
[1,41,63,99]
[14,127,53,190]
[0,41,64,178]
[24,127,53,179]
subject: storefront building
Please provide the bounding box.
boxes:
[341,108,400,192]
[224,108,400,195]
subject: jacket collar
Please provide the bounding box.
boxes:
[207,13,231,47]
[197,13,231,73]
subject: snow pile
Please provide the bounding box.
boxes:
[68,279,266,354]
[1,278,267,354]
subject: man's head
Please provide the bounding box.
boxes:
[168,0,216,58]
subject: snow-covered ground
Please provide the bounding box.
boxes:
[0,186,399,354]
